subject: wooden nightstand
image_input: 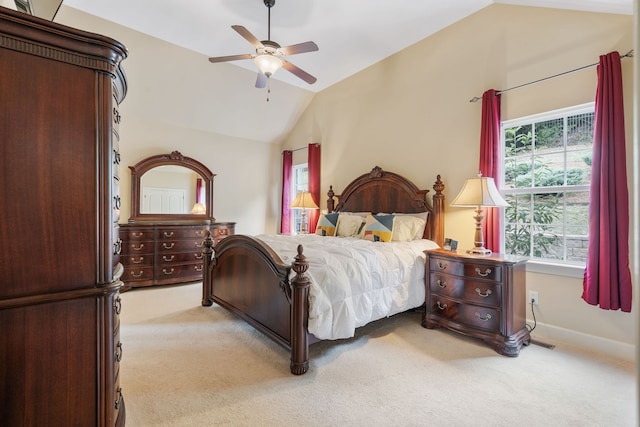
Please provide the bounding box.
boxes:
[423,249,530,356]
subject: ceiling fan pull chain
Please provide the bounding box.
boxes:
[266,78,271,102]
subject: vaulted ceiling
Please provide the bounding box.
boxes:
[56,0,633,143]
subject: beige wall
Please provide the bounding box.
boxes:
[283,5,637,358]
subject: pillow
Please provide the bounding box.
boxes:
[393,212,429,239]
[315,212,339,236]
[362,214,395,242]
[335,213,367,237]
[391,215,426,241]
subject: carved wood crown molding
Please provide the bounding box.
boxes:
[369,166,384,178]
[0,33,122,77]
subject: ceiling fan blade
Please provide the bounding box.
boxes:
[232,25,264,49]
[279,41,319,56]
[255,72,267,89]
[208,53,254,63]
[282,60,317,85]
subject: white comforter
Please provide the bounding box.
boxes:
[255,234,440,340]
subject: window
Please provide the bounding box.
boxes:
[291,163,309,234]
[501,103,594,264]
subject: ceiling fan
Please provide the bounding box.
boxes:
[208,0,319,88]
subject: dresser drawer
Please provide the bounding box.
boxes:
[157,227,208,240]
[122,228,154,241]
[157,239,205,253]
[121,240,154,255]
[123,266,154,281]
[158,251,205,265]
[156,263,203,280]
[429,274,502,307]
[428,295,501,333]
[121,254,154,267]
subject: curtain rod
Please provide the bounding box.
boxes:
[469,49,633,103]
[288,143,320,152]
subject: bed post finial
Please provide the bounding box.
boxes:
[290,244,310,375]
[201,230,215,307]
[432,175,445,247]
[327,185,335,212]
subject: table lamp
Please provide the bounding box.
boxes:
[290,192,319,234]
[450,174,508,255]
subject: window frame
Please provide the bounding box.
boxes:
[500,102,594,270]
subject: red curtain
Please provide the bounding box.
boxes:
[478,89,502,253]
[280,150,293,234]
[308,143,321,233]
[195,178,202,203]
[582,52,632,312]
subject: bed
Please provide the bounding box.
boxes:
[201,166,445,374]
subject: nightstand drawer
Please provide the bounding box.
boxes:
[428,295,501,333]
[429,274,502,307]
[429,257,502,281]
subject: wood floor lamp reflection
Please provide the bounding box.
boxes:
[290,192,319,234]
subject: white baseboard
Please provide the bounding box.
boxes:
[528,321,636,362]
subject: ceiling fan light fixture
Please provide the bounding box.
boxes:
[254,54,283,77]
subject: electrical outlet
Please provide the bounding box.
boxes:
[529,291,539,305]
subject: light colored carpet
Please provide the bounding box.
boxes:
[119,283,636,427]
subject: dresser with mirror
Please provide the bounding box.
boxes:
[120,151,235,288]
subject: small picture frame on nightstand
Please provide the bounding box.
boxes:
[443,237,458,252]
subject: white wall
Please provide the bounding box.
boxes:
[282,4,637,360]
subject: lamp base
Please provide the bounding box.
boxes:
[467,247,493,256]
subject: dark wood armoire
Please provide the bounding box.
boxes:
[0,7,128,426]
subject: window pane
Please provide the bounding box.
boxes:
[505,125,532,156]
[565,191,589,235]
[533,153,565,187]
[566,149,591,185]
[566,226,589,262]
[504,224,532,257]
[532,224,561,259]
[567,113,594,147]
[505,194,531,224]
[534,118,563,150]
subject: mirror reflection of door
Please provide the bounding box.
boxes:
[142,187,186,214]
[140,165,202,214]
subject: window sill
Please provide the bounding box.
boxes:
[525,260,585,279]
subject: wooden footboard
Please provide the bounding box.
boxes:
[201,233,312,375]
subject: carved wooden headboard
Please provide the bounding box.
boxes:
[326,166,444,246]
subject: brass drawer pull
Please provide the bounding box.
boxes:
[475,267,492,277]
[115,342,123,362]
[115,387,123,410]
[131,243,144,251]
[475,312,492,322]
[436,301,447,310]
[218,229,228,235]
[437,262,448,270]
[114,195,121,210]
[132,232,143,238]
[130,270,143,278]
[113,149,121,165]
[163,231,174,237]
[194,265,203,272]
[195,230,205,236]
[163,242,175,249]
[131,256,144,264]
[194,253,203,260]
[436,279,447,288]
[475,288,492,298]
[195,242,203,248]
[113,297,122,315]
[163,255,175,262]
[163,268,175,275]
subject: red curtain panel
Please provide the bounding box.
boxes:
[280,150,293,234]
[582,51,633,312]
[479,89,502,253]
[308,143,321,233]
